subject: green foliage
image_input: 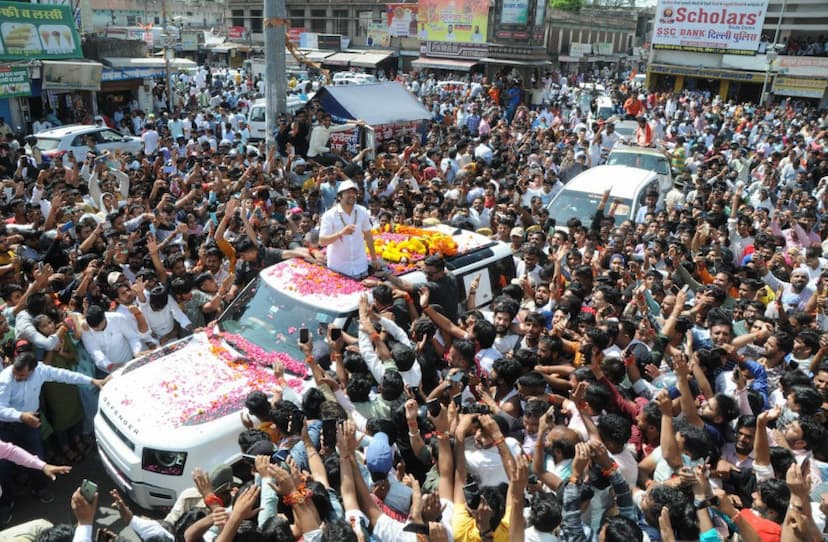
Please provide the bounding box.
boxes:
[550,0,583,11]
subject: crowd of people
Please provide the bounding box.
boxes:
[0,65,826,542]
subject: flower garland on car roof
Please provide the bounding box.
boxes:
[371,225,458,272]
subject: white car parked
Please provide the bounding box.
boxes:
[35,125,143,161]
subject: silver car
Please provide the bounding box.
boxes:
[35,124,143,161]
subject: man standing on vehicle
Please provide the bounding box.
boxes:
[318,180,379,279]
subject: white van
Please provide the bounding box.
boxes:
[247,96,310,141]
[546,165,660,230]
[95,225,515,509]
[331,72,377,86]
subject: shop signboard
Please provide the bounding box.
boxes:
[180,31,199,51]
[0,1,82,61]
[772,76,827,99]
[0,65,31,98]
[771,56,828,79]
[317,34,342,51]
[42,60,102,91]
[534,0,545,26]
[500,0,529,25]
[425,41,487,59]
[367,23,391,48]
[287,28,307,42]
[569,43,592,57]
[228,26,245,39]
[652,0,769,55]
[417,0,488,43]
[594,42,613,55]
[386,4,418,38]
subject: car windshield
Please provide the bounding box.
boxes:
[218,278,342,360]
[548,191,631,229]
[607,152,670,175]
[37,138,61,151]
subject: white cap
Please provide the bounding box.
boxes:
[337,180,358,194]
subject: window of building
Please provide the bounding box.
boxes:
[231,9,244,28]
[333,9,348,34]
[310,19,326,32]
[289,8,304,28]
[311,9,326,18]
[126,15,136,25]
[250,9,262,32]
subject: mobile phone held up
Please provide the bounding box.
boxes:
[322,418,337,449]
[80,479,98,502]
[299,328,309,344]
[463,481,481,509]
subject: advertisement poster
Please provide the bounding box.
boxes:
[501,0,529,25]
[0,1,82,61]
[386,3,418,37]
[0,66,31,98]
[328,126,361,155]
[653,0,769,55]
[534,0,546,26]
[417,0,488,43]
[367,23,391,47]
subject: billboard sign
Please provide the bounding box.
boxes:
[386,4,418,37]
[367,23,391,47]
[652,0,768,55]
[0,66,31,98]
[417,0,488,43]
[0,1,82,61]
[500,0,529,25]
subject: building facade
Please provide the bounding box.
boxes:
[647,0,828,106]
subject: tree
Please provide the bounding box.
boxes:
[550,0,583,11]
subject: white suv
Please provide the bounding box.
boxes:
[95,226,516,509]
[35,125,143,161]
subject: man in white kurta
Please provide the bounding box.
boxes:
[318,180,379,278]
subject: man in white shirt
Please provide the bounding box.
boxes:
[318,180,379,278]
[136,285,192,345]
[307,114,364,166]
[141,122,160,156]
[81,305,143,374]
[0,352,105,503]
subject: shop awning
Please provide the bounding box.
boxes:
[323,52,359,67]
[210,42,251,54]
[557,55,583,62]
[102,57,198,70]
[349,52,392,68]
[302,50,336,62]
[315,82,431,125]
[42,60,103,91]
[479,57,552,67]
[411,57,479,71]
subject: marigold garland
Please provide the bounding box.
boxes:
[371,226,458,270]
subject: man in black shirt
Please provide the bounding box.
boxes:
[231,236,312,292]
[383,254,461,323]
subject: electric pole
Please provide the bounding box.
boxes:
[264,0,287,150]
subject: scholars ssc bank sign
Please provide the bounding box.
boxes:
[652,0,769,56]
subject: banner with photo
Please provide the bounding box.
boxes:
[0,66,31,98]
[0,1,82,61]
[500,0,529,25]
[386,4,419,37]
[652,0,768,55]
[367,23,391,48]
[417,0,488,43]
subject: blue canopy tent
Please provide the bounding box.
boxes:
[314,82,431,145]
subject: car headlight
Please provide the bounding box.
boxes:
[141,448,187,476]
